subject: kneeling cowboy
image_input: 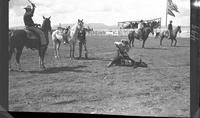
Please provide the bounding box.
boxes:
[23,3,47,48]
[107,39,135,67]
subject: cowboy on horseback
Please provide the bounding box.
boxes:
[23,2,47,48]
[137,20,145,39]
[167,20,173,39]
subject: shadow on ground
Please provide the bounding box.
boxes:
[27,65,91,74]
[75,57,111,61]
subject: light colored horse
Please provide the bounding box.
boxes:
[157,26,182,46]
[51,19,84,59]
[66,19,84,59]
[51,26,69,59]
[128,25,154,48]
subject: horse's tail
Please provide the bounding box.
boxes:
[51,30,57,40]
[8,30,14,47]
[8,30,16,57]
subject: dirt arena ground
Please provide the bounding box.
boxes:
[9,35,190,117]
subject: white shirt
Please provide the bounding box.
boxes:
[114,41,130,53]
[138,23,144,29]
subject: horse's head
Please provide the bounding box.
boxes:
[77,19,84,31]
[41,16,52,32]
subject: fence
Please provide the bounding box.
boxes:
[87,26,190,38]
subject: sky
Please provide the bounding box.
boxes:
[9,0,190,28]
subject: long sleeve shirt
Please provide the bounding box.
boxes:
[23,6,35,27]
[168,23,173,30]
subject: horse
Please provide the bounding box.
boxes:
[62,19,84,59]
[156,26,182,46]
[128,24,154,48]
[9,16,52,71]
[51,26,70,59]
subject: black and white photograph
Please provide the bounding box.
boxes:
[8,0,190,117]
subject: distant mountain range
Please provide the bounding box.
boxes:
[9,23,189,30]
[52,23,118,30]
[9,23,118,30]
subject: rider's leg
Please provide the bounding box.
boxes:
[33,28,47,46]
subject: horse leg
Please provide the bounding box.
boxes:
[9,47,14,71]
[39,47,47,70]
[129,40,132,47]
[160,37,163,46]
[42,47,47,69]
[142,39,146,48]
[84,43,88,59]
[79,42,82,59]
[15,47,23,71]
[171,39,173,47]
[53,41,58,59]
[57,42,61,59]
[39,48,42,69]
[72,43,75,58]
[174,38,177,47]
[132,37,135,47]
[69,44,72,59]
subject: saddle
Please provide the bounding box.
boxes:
[135,29,143,40]
[24,28,40,40]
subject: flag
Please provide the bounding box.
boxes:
[167,0,179,17]
[168,9,175,17]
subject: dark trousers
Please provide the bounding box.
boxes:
[26,26,47,46]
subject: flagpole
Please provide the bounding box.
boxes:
[165,0,168,28]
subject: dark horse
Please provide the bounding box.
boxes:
[9,16,52,71]
[128,24,154,48]
[156,26,182,46]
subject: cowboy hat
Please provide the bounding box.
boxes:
[24,5,32,9]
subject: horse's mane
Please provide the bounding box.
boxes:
[71,23,78,31]
[41,19,47,30]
